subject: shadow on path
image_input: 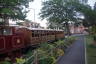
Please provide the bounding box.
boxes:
[57,35,85,64]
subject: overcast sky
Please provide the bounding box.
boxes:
[26,0,47,27]
[26,0,96,28]
[88,0,96,6]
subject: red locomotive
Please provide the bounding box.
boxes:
[0,25,64,56]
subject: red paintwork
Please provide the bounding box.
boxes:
[0,37,5,51]
[0,34,24,54]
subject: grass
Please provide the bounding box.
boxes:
[86,36,96,64]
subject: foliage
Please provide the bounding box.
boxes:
[89,26,96,41]
[0,0,33,25]
[0,61,11,64]
[39,0,78,31]
[26,50,34,57]
[39,0,83,22]
[35,41,64,63]
[16,57,26,64]
[39,0,96,31]
[68,1,96,27]
[36,48,49,59]
[54,40,65,47]
[66,36,76,44]
[56,48,64,56]
[35,44,56,64]
[39,57,55,64]
[39,43,55,53]
[16,22,23,25]
[39,0,89,35]
[36,37,76,63]
[86,36,96,64]
[91,26,96,34]
[21,37,76,64]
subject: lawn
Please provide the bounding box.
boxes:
[86,36,96,64]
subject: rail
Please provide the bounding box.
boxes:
[21,41,64,64]
[21,48,56,64]
[21,51,37,64]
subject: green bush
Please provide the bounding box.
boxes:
[66,36,76,45]
[39,57,56,64]
[39,43,55,53]
[0,61,11,64]
[93,34,96,41]
[32,38,76,64]
[86,36,96,64]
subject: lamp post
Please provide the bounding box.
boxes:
[28,8,35,22]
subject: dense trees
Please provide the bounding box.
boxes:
[39,0,88,35]
[40,0,96,35]
[0,0,33,25]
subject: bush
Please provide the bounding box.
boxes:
[65,36,76,45]
[33,38,76,64]
[39,57,56,64]
[39,43,55,52]
[93,34,96,41]
[16,57,25,64]
[0,61,11,64]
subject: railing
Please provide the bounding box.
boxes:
[22,51,37,64]
[21,40,65,64]
[21,48,55,64]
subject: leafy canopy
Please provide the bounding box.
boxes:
[40,0,96,28]
[40,0,76,23]
[0,0,33,20]
[39,0,88,29]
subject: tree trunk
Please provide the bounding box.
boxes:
[65,22,71,36]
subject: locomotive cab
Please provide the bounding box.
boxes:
[0,26,13,35]
[0,26,24,54]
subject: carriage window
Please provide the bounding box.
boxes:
[47,33,49,35]
[32,33,34,37]
[52,32,54,35]
[0,28,12,35]
[32,31,35,37]
[34,34,38,37]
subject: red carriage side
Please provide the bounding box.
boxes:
[0,26,24,54]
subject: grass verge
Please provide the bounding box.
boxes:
[86,36,96,64]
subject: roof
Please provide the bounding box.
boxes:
[0,25,64,31]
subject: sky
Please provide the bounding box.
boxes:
[26,0,96,28]
[88,0,96,6]
[26,0,47,28]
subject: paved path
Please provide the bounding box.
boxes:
[57,35,85,64]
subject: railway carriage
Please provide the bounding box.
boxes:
[0,25,64,55]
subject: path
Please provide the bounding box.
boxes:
[57,34,85,64]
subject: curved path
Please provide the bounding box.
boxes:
[57,34,85,64]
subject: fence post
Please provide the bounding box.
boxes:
[35,50,38,64]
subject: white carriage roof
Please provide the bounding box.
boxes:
[0,25,63,31]
[27,27,63,31]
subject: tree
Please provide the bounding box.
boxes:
[0,0,33,25]
[70,1,96,45]
[68,1,96,27]
[39,0,88,35]
[39,0,73,35]
[94,2,96,9]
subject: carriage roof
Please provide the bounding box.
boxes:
[0,25,64,31]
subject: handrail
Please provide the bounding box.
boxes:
[22,51,36,64]
[21,43,62,64]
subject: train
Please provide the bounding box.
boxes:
[0,25,64,55]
